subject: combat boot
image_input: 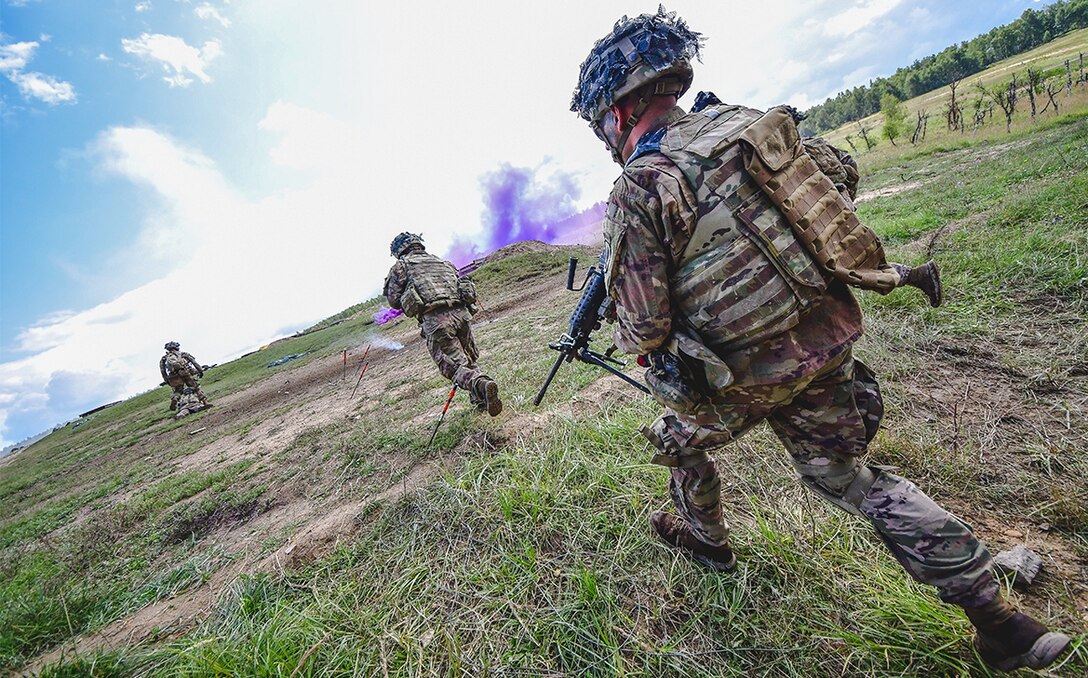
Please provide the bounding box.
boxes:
[904,259,943,307]
[473,377,503,417]
[964,595,1071,672]
[650,511,736,572]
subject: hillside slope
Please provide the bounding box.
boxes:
[822,27,1088,169]
[3,113,1088,678]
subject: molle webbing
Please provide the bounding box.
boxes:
[739,107,900,294]
[402,252,460,306]
[654,105,826,352]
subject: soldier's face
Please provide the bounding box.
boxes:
[593,109,624,164]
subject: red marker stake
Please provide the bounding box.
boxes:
[428,386,458,446]
[348,345,371,398]
[350,361,370,399]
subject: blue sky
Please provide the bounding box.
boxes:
[0,0,1060,448]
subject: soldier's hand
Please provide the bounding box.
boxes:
[601,297,618,323]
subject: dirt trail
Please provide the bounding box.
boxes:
[21,244,589,674]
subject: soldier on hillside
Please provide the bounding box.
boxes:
[383,233,502,416]
[570,8,1067,672]
[160,341,210,413]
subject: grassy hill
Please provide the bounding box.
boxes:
[3,45,1088,678]
[822,27,1088,170]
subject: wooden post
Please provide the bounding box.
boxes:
[1027,68,1038,121]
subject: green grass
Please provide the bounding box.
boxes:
[822,27,1088,164]
[61,404,1068,676]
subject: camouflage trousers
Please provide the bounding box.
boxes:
[421,306,485,404]
[167,374,207,410]
[648,349,998,607]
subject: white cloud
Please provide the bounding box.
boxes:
[135,2,151,12]
[10,71,77,104]
[121,33,222,87]
[258,101,361,171]
[0,106,393,447]
[97,53,112,62]
[195,3,231,28]
[0,40,77,105]
[823,0,905,37]
[0,41,35,71]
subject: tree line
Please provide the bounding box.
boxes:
[799,0,1088,135]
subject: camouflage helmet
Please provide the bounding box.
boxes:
[390,232,424,257]
[571,6,703,123]
[164,341,180,350]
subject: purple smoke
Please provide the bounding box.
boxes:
[373,307,403,324]
[447,163,606,267]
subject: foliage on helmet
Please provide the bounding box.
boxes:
[390,232,424,257]
[165,341,180,350]
[571,5,703,122]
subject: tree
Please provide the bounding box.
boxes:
[881,94,907,146]
[800,0,1088,133]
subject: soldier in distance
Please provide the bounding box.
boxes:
[160,341,210,413]
[570,7,1068,672]
[383,233,502,416]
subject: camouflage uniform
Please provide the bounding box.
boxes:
[383,248,494,410]
[603,103,997,607]
[160,349,208,411]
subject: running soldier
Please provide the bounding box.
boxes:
[383,233,502,416]
[570,8,1068,672]
[160,341,210,413]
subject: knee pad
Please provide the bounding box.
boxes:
[796,460,879,517]
[641,423,709,469]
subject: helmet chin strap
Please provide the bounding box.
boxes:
[605,78,685,165]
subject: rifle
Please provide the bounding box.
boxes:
[534,252,650,406]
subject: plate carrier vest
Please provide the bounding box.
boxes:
[631,104,828,352]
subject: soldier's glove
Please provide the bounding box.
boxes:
[642,349,706,416]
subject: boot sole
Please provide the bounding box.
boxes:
[484,381,502,417]
[923,260,943,308]
[690,551,737,573]
[984,631,1071,671]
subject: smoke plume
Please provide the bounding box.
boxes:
[447,163,604,266]
[373,306,402,325]
[374,163,607,324]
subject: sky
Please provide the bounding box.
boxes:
[0,0,1059,449]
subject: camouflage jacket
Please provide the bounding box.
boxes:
[602,105,864,387]
[160,351,201,380]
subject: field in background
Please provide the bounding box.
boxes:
[822,27,1088,170]
[2,32,1088,678]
